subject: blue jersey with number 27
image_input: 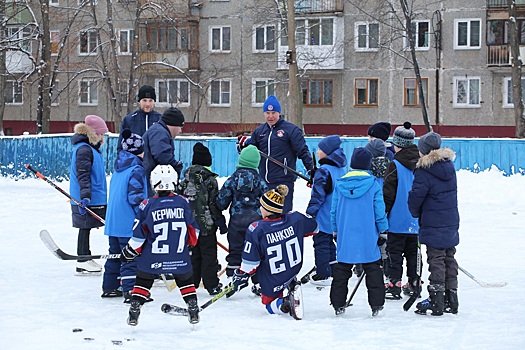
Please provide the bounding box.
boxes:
[241,212,318,298]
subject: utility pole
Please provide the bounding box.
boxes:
[286,0,303,129]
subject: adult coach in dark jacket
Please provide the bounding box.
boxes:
[142,107,184,196]
[118,85,162,150]
[238,95,313,213]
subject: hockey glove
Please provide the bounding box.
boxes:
[214,215,228,235]
[120,244,140,263]
[78,198,90,216]
[226,269,250,298]
[306,168,316,188]
[236,135,250,154]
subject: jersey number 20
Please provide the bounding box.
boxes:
[267,237,301,274]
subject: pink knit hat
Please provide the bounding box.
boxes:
[84,115,108,134]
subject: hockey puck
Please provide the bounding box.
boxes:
[111,340,123,346]
[72,328,83,333]
[84,337,95,342]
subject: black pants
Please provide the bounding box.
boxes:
[191,233,219,290]
[77,228,92,263]
[131,270,196,305]
[330,261,384,309]
[386,233,419,281]
[427,246,458,289]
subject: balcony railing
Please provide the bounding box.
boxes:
[295,0,343,13]
[487,0,525,8]
[487,45,510,66]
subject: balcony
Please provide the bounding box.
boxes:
[487,0,525,8]
[487,45,510,66]
[295,0,343,14]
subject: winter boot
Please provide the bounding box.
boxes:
[127,300,141,326]
[75,260,102,275]
[416,284,445,316]
[187,298,200,324]
[385,279,402,300]
[444,289,459,314]
[371,305,384,317]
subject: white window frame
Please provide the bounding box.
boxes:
[209,26,231,53]
[454,19,481,50]
[8,26,33,52]
[50,30,60,56]
[209,79,231,107]
[50,0,59,6]
[252,79,275,106]
[156,79,190,107]
[354,22,379,52]
[453,76,480,108]
[502,77,525,108]
[118,29,134,55]
[78,79,98,106]
[404,20,430,51]
[5,80,23,105]
[79,30,98,56]
[253,25,276,53]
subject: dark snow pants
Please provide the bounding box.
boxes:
[426,246,458,290]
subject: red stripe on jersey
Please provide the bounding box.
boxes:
[186,225,198,247]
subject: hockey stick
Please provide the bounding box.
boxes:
[40,229,120,260]
[161,283,235,316]
[258,150,310,182]
[345,272,365,308]
[217,241,229,252]
[26,164,106,224]
[458,266,508,288]
[403,240,422,311]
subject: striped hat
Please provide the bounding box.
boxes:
[260,185,289,214]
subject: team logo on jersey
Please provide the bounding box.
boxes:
[277,130,285,138]
[248,222,258,231]
[151,262,163,269]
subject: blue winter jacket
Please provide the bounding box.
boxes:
[388,159,419,234]
[408,148,460,249]
[118,108,161,150]
[306,148,348,233]
[105,151,147,237]
[331,170,388,264]
[245,117,313,184]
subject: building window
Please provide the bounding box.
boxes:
[252,79,275,106]
[79,30,98,55]
[254,25,275,52]
[210,26,231,52]
[302,79,333,106]
[404,78,428,106]
[453,77,480,108]
[50,0,58,6]
[503,77,525,108]
[119,29,134,55]
[455,19,481,49]
[355,22,379,51]
[405,21,430,50]
[355,78,378,106]
[281,18,334,46]
[79,79,98,105]
[140,24,189,52]
[6,80,23,104]
[8,26,33,52]
[50,30,60,55]
[210,79,231,106]
[487,20,509,45]
[157,79,190,106]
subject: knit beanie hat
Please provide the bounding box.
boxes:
[318,135,342,155]
[263,95,281,113]
[192,142,212,166]
[137,85,156,102]
[84,115,108,134]
[392,122,415,148]
[162,107,185,127]
[417,132,442,155]
[237,145,260,170]
[260,184,289,214]
[121,128,144,155]
[350,147,373,170]
[367,122,391,141]
[365,139,386,158]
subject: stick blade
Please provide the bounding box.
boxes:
[39,230,76,260]
[479,281,508,288]
[403,294,418,311]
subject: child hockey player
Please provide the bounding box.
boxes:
[409,132,460,316]
[179,142,227,295]
[383,122,420,300]
[102,129,147,301]
[305,135,347,286]
[329,147,388,317]
[217,145,268,295]
[226,185,318,320]
[120,164,200,326]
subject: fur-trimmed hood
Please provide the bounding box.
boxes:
[73,123,101,146]
[416,148,456,168]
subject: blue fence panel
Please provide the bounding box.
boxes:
[1,135,524,180]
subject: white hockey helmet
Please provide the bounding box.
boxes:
[150,164,178,192]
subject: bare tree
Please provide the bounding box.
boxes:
[507,0,525,138]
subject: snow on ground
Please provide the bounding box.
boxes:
[1,168,524,350]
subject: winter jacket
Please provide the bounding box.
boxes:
[217,167,268,227]
[408,148,460,249]
[369,156,390,187]
[383,144,419,213]
[331,170,388,264]
[70,123,107,229]
[117,108,162,150]
[387,159,419,235]
[179,165,222,236]
[306,148,348,233]
[104,150,147,237]
[245,117,313,184]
